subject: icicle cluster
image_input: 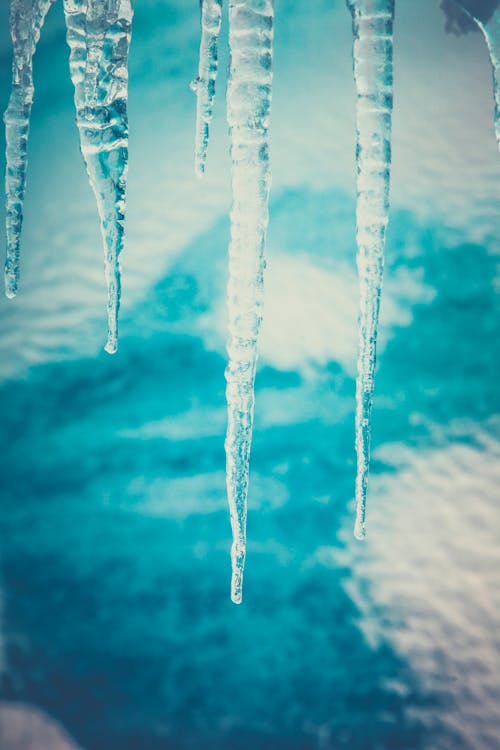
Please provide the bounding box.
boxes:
[4,0,57,299]
[4,0,133,354]
[347,0,395,540]
[7,0,500,602]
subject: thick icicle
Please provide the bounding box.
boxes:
[192,0,223,176]
[347,0,395,540]
[4,0,56,298]
[225,0,274,603]
[63,0,133,354]
[451,1,500,147]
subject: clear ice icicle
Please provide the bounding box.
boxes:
[225,0,274,603]
[63,0,133,354]
[451,0,500,147]
[347,0,395,540]
[4,0,56,299]
[192,0,223,176]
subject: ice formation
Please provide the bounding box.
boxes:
[6,0,500,599]
[223,0,274,603]
[192,0,276,603]
[347,0,395,540]
[192,0,223,176]
[4,0,133,353]
[450,1,500,147]
[4,0,57,299]
[64,0,133,354]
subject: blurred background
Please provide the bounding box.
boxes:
[0,1,499,748]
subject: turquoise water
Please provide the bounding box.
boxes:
[0,2,499,749]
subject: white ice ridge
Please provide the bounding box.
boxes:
[64,0,133,354]
[4,0,57,299]
[347,0,395,541]
[192,0,223,176]
[225,0,274,604]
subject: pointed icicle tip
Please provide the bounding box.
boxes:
[104,339,117,355]
[5,270,17,299]
[354,518,367,541]
[231,589,243,606]
[224,0,274,604]
[4,0,57,299]
[230,541,245,604]
[63,0,132,355]
[195,159,206,179]
[349,0,395,538]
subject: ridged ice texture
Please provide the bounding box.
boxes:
[225,0,274,604]
[4,0,56,299]
[63,0,133,354]
[347,0,394,541]
[192,0,223,176]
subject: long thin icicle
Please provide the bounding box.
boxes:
[4,0,56,299]
[225,0,274,603]
[452,1,500,147]
[192,0,223,176]
[347,0,395,540]
[63,0,133,354]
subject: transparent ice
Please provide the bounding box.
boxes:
[224,0,274,603]
[7,0,500,600]
[191,0,223,176]
[64,0,133,354]
[4,0,57,299]
[347,0,395,540]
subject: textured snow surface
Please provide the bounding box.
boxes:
[329,423,500,750]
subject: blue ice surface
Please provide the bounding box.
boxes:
[0,1,499,749]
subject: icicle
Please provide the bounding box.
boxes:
[4,0,56,299]
[225,0,274,604]
[192,0,223,176]
[347,0,395,540]
[451,1,500,147]
[63,0,133,354]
